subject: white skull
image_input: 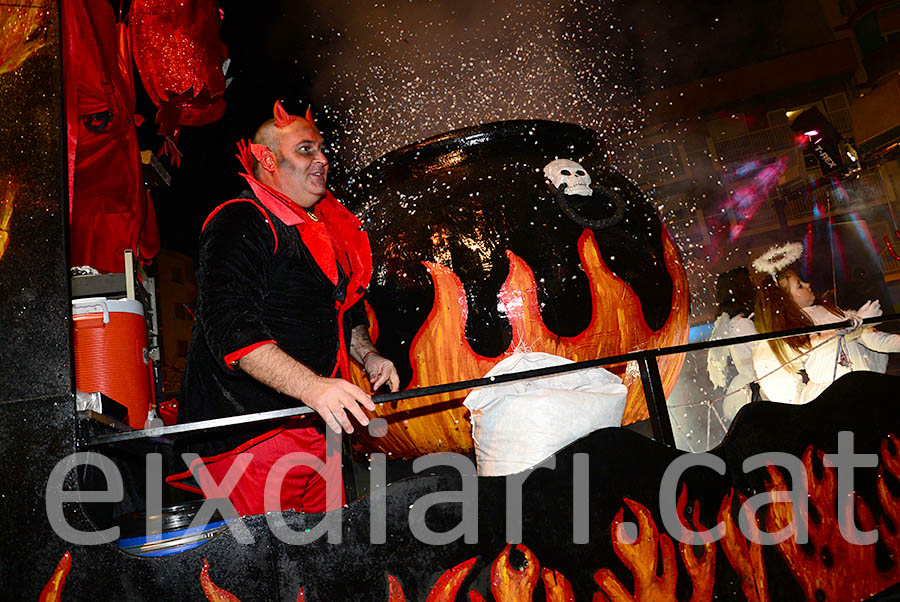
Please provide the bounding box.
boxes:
[543,159,592,196]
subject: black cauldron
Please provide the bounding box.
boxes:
[343,120,687,456]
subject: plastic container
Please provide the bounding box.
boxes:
[72,297,151,429]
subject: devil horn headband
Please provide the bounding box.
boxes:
[273,100,296,127]
[273,100,315,127]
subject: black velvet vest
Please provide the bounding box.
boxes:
[179,193,366,457]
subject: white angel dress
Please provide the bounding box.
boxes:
[754,304,900,405]
[707,313,761,421]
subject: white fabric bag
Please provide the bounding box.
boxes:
[463,352,628,476]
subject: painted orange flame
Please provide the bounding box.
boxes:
[388,556,477,601]
[0,175,19,262]
[201,558,242,602]
[594,498,678,601]
[196,546,576,602]
[491,544,541,600]
[383,437,900,602]
[353,227,689,457]
[877,434,900,562]
[38,550,71,602]
[46,442,900,602]
[388,544,568,602]
[429,557,479,601]
[718,489,769,602]
[676,487,716,602]
[542,567,575,602]
[388,574,405,602]
[592,491,716,602]
[0,1,51,75]
[764,442,900,601]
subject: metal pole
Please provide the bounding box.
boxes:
[638,354,676,447]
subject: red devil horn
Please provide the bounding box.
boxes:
[273,100,296,127]
[305,106,315,125]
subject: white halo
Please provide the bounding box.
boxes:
[752,241,803,280]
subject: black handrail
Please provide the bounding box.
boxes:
[83,313,900,447]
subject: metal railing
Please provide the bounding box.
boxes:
[83,314,900,450]
[713,125,796,164]
[710,108,852,166]
[827,108,853,135]
[784,169,888,221]
[882,249,900,275]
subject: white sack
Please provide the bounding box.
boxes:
[463,352,627,476]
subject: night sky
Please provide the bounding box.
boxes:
[145,0,803,257]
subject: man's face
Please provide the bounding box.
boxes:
[270,119,328,208]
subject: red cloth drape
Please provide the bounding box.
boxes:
[63,0,159,273]
[129,0,227,157]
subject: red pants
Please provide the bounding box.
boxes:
[176,421,344,516]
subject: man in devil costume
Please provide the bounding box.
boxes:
[170,101,399,515]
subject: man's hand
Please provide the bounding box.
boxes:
[299,376,376,434]
[237,342,375,434]
[363,352,400,392]
[350,324,400,393]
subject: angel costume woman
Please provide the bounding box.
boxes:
[751,242,900,405]
[707,267,763,421]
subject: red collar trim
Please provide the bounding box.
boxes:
[239,174,356,232]
[234,138,369,290]
[240,175,309,226]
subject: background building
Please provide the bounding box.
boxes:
[153,249,197,395]
[610,0,900,324]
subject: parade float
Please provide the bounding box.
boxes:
[3,2,900,601]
